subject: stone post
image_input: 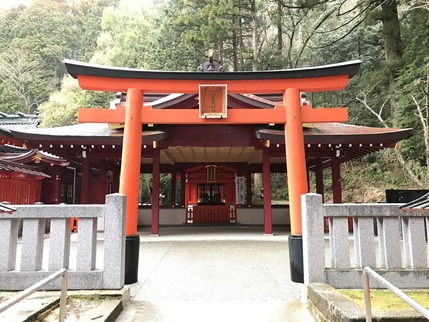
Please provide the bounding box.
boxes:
[103,193,126,289]
[302,193,326,284]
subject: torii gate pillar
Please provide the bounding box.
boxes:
[284,88,308,283]
[119,88,143,284]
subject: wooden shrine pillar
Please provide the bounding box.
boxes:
[262,146,272,234]
[151,147,160,235]
[171,170,177,206]
[315,158,324,198]
[284,88,308,283]
[98,163,107,204]
[80,158,90,204]
[332,154,350,229]
[118,88,143,284]
[331,155,342,203]
[112,168,120,193]
[180,171,186,206]
[246,171,252,206]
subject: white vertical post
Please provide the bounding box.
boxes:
[363,269,372,322]
[59,270,68,322]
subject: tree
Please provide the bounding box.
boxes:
[0,49,46,113]
[91,3,158,68]
[0,0,75,113]
[38,75,113,127]
[71,0,121,61]
[38,76,81,127]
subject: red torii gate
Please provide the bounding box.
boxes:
[65,59,361,283]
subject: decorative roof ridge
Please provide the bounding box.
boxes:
[321,122,413,132]
[0,111,39,119]
[0,149,68,166]
[64,59,362,81]
[0,159,50,178]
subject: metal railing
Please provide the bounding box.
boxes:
[363,267,429,321]
[0,268,68,322]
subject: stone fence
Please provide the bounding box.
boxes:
[302,193,429,289]
[0,194,126,290]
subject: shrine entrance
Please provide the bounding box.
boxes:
[64,58,361,284]
[185,165,237,224]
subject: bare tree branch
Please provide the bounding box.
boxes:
[357,88,423,185]
[277,0,330,10]
[412,94,429,175]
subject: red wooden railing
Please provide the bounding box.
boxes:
[0,172,40,205]
[186,205,237,223]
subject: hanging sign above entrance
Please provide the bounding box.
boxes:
[199,85,227,118]
[206,165,217,182]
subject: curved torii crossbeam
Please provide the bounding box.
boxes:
[65,59,361,283]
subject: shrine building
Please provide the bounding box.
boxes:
[0,59,412,282]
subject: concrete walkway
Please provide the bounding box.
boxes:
[115,226,316,322]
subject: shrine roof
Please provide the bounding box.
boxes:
[0,149,69,166]
[65,59,361,81]
[0,159,50,178]
[9,123,165,144]
[0,112,39,130]
[6,121,411,144]
[256,123,412,144]
[0,121,412,167]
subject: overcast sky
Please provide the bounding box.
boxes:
[0,0,32,9]
[0,0,154,10]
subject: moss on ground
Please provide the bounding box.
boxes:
[339,289,429,311]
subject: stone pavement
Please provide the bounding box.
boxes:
[115,225,316,322]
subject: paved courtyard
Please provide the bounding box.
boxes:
[115,226,316,322]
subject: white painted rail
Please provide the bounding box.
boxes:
[363,266,429,321]
[0,268,68,322]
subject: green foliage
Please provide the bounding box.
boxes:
[71,0,121,61]
[271,173,289,200]
[139,173,173,205]
[91,4,157,68]
[0,0,75,114]
[393,8,429,169]
[38,76,81,127]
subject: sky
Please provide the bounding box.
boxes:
[0,0,32,9]
[0,0,154,10]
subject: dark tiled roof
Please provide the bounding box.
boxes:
[0,112,39,130]
[9,123,166,143]
[0,144,29,153]
[0,159,50,178]
[65,59,362,81]
[0,149,69,166]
